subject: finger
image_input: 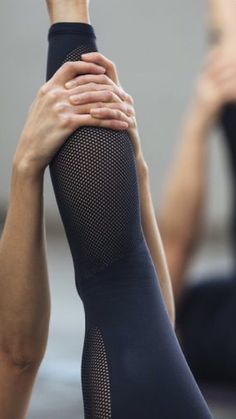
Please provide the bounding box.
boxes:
[90,108,131,124]
[68,83,127,101]
[65,73,114,89]
[100,101,135,116]
[81,52,119,84]
[71,102,105,115]
[72,114,128,130]
[72,101,135,117]
[69,90,123,105]
[52,61,106,85]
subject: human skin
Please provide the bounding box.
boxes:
[158,47,236,303]
[0,58,135,419]
[46,0,175,325]
[207,0,236,44]
[158,0,236,304]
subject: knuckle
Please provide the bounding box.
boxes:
[58,113,72,128]
[63,61,75,71]
[39,84,49,96]
[127,105,134,115]
[101,74,108,83]
[48,88,61,100]
[76,75,84,84]
[54,102,67,112]
[106,91,113,100]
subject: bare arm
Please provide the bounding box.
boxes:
[0,164,50,419]
[158,48,236,303]
[158,106,210,303]
[0,59,130,418]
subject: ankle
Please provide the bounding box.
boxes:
[46,0,90,25]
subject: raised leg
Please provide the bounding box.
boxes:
[45,2,213,417]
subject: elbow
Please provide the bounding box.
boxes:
[11,351,45,372]
[0,338,48,372]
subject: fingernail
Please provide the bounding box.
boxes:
[65,80,76,89]
[70,95,81,104]
[91,110,101,118]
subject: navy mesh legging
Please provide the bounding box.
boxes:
[47,22,213,418]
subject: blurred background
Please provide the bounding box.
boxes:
[0,0,235,418]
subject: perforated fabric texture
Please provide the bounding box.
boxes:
[47,23,214,419]
[63,45,95,63]
[50,45,142,281]
[82,328,112,419]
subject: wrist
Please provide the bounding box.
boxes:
[12,154,45,184]
[135,154,149,182]
[184,100,216,138]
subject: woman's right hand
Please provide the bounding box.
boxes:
[79,53,144,160]
[14,60,129,178]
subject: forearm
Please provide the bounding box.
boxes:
[0,161,50,361]
[136,156,175,326]
[207,0,236,42]
[158,107,209,300]
[0,160,50,417]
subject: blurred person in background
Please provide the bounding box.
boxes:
[159,0,236,384]
[1,0,224,417]
[3,0,214,418]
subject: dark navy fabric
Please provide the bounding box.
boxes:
[47,22,213,418]
[177,274,236,383]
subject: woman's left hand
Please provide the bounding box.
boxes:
[66,54,142,159]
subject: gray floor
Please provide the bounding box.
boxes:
[27,232,236,419]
